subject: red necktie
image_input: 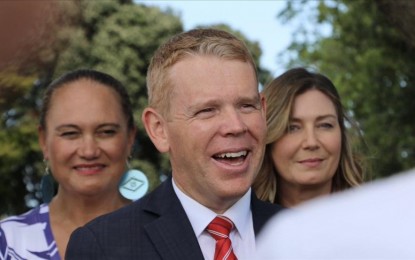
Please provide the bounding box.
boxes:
[206,216,238,260]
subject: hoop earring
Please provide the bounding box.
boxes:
[41,159,55,203]
[118,160,149,201]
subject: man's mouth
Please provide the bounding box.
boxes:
[213,150,248,164]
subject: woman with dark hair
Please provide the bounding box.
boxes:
[254,67,367,207]
[0,69,147,259]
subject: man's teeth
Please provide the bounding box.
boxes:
[217,151,247,158]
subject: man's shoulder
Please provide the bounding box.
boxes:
[85,178,175,230]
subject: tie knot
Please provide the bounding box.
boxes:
[206,216,238,260]
[207,216,234,240]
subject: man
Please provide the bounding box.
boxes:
[257,167,415,259]
[66,28,282,259]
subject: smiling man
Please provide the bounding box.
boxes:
[66,28,283,260]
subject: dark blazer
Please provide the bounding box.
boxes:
[66,177,283,260]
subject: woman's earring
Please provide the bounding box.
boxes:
[41,160,55,203]
[118,160,149,201]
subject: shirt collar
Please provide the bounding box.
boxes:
[172,178,252,240]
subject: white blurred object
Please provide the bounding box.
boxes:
[257,167,415,259]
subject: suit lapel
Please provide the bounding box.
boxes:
[140,178,282,258]
[142,178,204,260]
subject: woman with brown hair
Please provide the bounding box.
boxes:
[254,67,367,207]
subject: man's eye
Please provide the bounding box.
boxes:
[241,103,257,111]
[195,108,215,117]
[198,108,214,113]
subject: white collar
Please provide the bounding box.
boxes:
[172,178,252,240]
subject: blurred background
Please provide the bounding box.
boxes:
[1,0,414,216]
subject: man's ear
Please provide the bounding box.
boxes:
[141,107,169,153]
[38,126,48,160]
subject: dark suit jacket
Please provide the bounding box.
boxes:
[66,177,283,260]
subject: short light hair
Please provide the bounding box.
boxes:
[253,67,367,203]
[146,28,258,116]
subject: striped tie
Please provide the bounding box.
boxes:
[206,215,238,260]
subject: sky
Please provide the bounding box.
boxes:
[140,1,294,77]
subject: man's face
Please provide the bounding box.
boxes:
[165,55,267,213]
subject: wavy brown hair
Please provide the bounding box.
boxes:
[253,68,367,203]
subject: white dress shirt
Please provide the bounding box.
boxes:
[172,178,256,260]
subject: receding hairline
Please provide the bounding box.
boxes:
[146,28,258,116]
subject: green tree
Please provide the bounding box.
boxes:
[279,0,415,178]
[0,1,66,215]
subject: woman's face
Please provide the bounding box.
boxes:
[271,89,341,190]
[39,79,135,197]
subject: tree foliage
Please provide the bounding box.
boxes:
[279,0,415,178]
[0,0,270,216]
[0,1,65,215]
